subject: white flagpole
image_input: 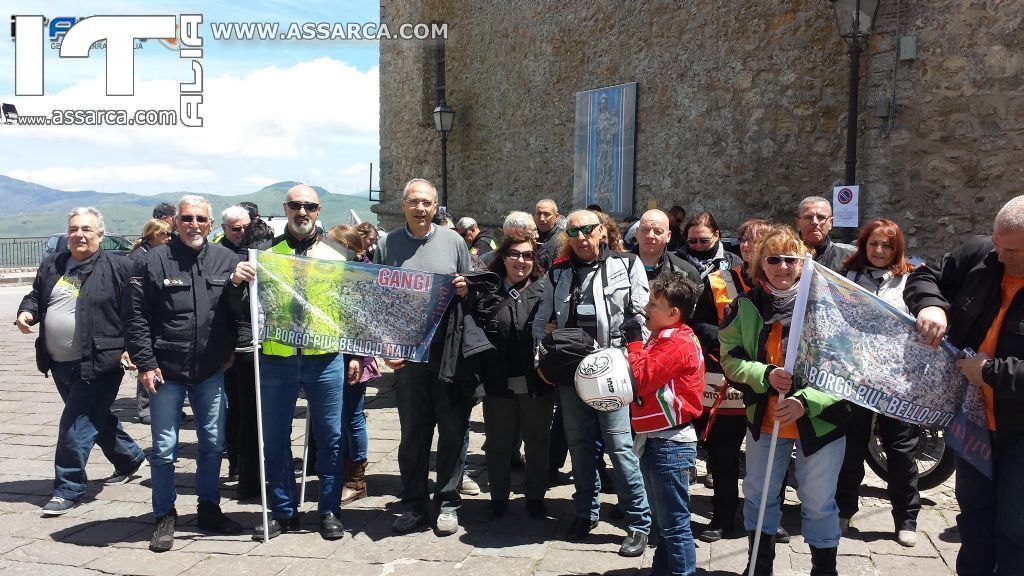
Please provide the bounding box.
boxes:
[748,256,815,575]
[248,249,271,544]
[299,412,310,505]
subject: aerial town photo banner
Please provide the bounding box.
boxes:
[252,251,456,362]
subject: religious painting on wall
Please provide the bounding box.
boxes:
[573,82,637,216]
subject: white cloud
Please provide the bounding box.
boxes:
[243,176,278,188]
[7,164,217,191]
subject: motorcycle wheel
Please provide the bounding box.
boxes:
[866,425,957,491]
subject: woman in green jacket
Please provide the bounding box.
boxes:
[719,225,850,576]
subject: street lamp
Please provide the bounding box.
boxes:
[831,0,879,187]
[433,101,455,210]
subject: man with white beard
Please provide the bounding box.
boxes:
[127,195,246,552]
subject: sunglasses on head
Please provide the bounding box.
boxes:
[566,224,599,238]
[285,201,320,212]
[764,255,802,265]
[178,215,210,224]
[504,249,535,261]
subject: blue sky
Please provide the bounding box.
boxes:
[0,1,382,196]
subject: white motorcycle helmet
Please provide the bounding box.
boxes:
[575,348,635,411]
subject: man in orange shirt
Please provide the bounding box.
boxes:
[905,195,1024,576]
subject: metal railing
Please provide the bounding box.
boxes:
[0,237,48,268]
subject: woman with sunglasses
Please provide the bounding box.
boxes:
[696,218,778,545]
[719,225,849,576]
[834,218,921,547]
[478,229,554,519]
[129,218,173,425]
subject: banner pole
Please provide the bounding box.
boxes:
[299,412,310,506]
[247,249,271,544]
[748,256,816,574]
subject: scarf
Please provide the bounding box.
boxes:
[67,250,101,280]
[684,241,722,278]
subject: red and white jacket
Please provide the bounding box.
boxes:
[626,324,706,434]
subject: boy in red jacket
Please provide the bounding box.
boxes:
[626,272,705,576]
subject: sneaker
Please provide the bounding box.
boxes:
[897,529,917,547]
[459,474,481,496]
[435,511,459,536]
[776,525,791,543]
[392,510,426,534]
[41,496,76,516]
[196,501,243,535]
[149,509,177,552]
[105,458,147,486]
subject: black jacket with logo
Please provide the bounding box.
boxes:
[126,238,240,385]
[19,250,134,379]
[904,235,1024,434]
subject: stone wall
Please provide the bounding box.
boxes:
[375,0,1024,260]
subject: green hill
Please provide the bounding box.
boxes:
[0,176,377,238]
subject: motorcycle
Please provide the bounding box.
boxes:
[866,419,956,491]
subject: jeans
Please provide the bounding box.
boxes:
[149,370,225,518]
[955,432,1024,576]
[483,392,555,501]
[260,353,345,518]
[642,438,697,576]
[558,386,651,534]
[742,431,845,548]
[836,405,920,530]
[50,361,144,501]
[394,362,475,515]
[342,380,368,463]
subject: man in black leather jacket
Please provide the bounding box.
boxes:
[795,196,854,272]
[16,207,146,517]
[126,195,244,552]
[905,195,1024,576]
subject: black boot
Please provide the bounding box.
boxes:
[743,531,776,576]
[809,546,838,576]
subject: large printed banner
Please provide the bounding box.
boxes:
[253,250,456,362]
[791,260,992,478]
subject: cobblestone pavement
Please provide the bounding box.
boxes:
[0,286,961,575]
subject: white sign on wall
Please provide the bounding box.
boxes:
[832,185,859,228]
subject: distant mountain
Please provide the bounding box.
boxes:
[0,176,377,237]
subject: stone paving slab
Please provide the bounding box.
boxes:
[0,286,960,575]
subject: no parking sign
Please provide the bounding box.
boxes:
[832,185,859,227]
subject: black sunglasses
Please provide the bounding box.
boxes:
[566,224,599,238]
[285,201,320,212]
[505,249,535,261]
[229,225,247,232]
[764,255,802,266]
[178,215,210,224]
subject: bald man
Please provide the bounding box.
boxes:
[232,183,362,542]
[632,210,700,285]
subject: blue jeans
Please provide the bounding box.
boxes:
[742,431,845,548]
[394,361,475,515]
[955,432,1024,576]
[149,370,225,518]
[641,438,697,576]
[260,353,345,518]
[50,361,144,501]
[558,386,651,534]
[342,380,368,463]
